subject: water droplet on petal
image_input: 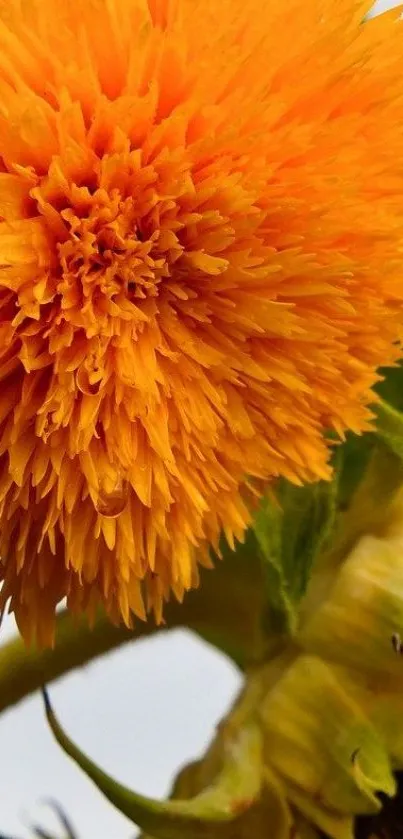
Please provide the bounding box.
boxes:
[95,479,129,518]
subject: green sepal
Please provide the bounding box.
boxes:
[287,786,354,839]
[260,654,396,823]
[374,399,403,462]
[334,432,375,513]
[139,735,293,839]
[373,363,403,465]
[375,361,403,412]
[253,495,296,636]
[42,689,263,839]
[254,469,339,637]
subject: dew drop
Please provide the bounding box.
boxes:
[95,479,129,518]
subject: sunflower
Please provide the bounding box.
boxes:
[0,0,402,644]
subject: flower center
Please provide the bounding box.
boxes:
[56,187,170,331]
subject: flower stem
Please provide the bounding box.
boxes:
[0,547,267,714]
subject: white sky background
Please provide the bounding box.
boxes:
[371,0,402,11]
[0,615,241,838]
[0,0,400,836]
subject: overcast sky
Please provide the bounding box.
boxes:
[370,0,400,10]
[0,1,399,837]
[0,615,241,839]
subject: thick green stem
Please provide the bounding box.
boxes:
[0,611,133,714]
[0,545,266,714]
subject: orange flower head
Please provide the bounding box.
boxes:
[0,0,402,644]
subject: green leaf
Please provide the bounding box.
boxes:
[374,362,403,459]
[374,399,403,462]
[253,469,339,637]
[375,361,403,412]
[334,431,375,513]
[253,496,296,636]
[42,689,263,839]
